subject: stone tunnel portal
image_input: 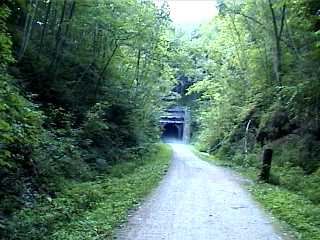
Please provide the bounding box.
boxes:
[160,106,189,143]
[161,123,183,140]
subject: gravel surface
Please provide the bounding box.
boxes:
[116,143,284,240]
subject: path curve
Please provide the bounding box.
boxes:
[116,143,283,240]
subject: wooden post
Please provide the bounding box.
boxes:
[259,148,273,182]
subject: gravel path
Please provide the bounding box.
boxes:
[116,143,284,240]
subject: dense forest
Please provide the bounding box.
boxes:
[0,0,320,239]
[186,0,320,177]
[181,0,320,238]
[1,0,176,238]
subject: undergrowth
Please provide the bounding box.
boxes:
[4,144,172,240]
[191,145,320,240]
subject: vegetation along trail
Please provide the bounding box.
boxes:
[117,143,284,240]
[1,0,319,239]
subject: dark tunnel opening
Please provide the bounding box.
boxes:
[161,123,183,141]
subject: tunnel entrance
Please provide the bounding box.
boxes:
[161,123,183,140]
[160,106,190,143]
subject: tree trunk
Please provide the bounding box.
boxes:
[48,0,67,73]
[93,42,119,101]
[39,0,52,52]
[244,119,252,154]
[268,0,286,88]
[135,49,141,86]
[259,148,273,182]
[63,1,76,40]
[18,0,39,61]
[49,0,76,80]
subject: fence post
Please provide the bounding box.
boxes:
[259,148,273,182]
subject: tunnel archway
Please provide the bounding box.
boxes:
[161,123,183,141]
[160,106,190,143]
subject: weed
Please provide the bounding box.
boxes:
[4,144,172,240]
[192,145,320,240]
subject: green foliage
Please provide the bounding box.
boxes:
[250,185,320,240]
[0,4,14,67]
[34,131,94,184]
[0,2,48,225]
[187,0,320,152]
[80,101,111,148]
[270,135,320,173]
[0,78,42,169]
[11,0,175,118]
[4,144,172,240]
[186,2,320,236]
[1,0,177,229]
[193,146,320,240]
[0,3,41,170]
[207,137,320,205]
[2,0,319,238]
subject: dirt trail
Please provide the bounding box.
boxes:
[116,143,283,240]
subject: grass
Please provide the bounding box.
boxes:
[190,145,320,240]
[5,143,172,240]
